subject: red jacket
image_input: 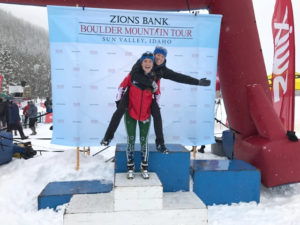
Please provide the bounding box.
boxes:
[117,73,160,121]
[23,104,30,116]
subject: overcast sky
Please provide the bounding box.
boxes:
[0,1,299,74]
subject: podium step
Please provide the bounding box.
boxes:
[114,173,163,199]
[38,180,113,210]
[64,192,207,225]
[64,172,207,225]
[114,173,163,211]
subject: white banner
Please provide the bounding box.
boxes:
[47,6,222,146]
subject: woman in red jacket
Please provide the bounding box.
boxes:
[120,52,160,179]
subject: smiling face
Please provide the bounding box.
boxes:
[141,58,154,74]
[154,53,165,66]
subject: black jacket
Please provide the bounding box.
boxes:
[131,71,156,91]
[130,59,199,89]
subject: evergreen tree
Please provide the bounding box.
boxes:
[0,9,51,98]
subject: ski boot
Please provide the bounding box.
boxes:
[156,143,168,154]
[21,135,28,140]
[140,161,149,179]
[198,145,205,153]
[100,138,111,146]
[29,127,37,135]
[127,161,135,179]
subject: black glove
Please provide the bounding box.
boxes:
[287,130,298,142]
[115,100,120,108]
[198,78,211,86]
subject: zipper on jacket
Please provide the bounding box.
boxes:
[139,90,144,121]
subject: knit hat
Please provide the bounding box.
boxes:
[140,51,154,63]
[153,46,167,57]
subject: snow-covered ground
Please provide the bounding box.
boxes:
[0,97,300,225]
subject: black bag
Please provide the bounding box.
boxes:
[14,142,37,159]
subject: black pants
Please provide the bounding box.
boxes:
[7,123,26,138]
[103,90,165,145]
[24,116,28,127]
[151,99,164,145]
[29,118,37,128]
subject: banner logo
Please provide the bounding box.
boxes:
[271,0,295,131]
[272,6,292,102]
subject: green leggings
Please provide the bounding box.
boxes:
[124,111,151,164]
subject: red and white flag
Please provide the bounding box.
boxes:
[271,0,295,131]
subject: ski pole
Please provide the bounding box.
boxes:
[92,146,110,157]
[214,118,241,134]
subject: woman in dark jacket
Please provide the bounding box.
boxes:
[7,101,28,139]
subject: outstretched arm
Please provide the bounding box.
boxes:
[163,67,211,86]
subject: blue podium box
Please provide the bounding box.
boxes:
[222,130,235,159]
[191,160,260,206]
[38,180,113,210]
[115,144,190,192]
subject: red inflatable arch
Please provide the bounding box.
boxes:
[2,0,300,187]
